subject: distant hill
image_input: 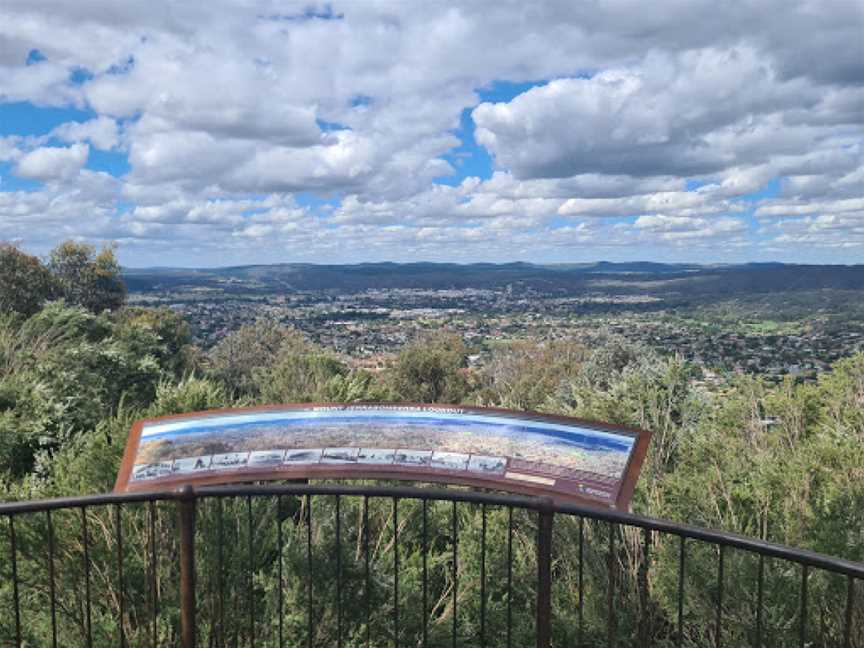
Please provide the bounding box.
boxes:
[123,261,864,298]
[544,261,704,273]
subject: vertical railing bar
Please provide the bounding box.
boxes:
[204,500,212,646]
[578,517,584,648]
[232,500,241,648]
[233,505,241,648]
[246,495,254,648]
[306,494,313,648]
[843,575,854,648]
[422,498,428,648]
[9,515,22,648]
[204,499,214,648]
[216,497,224,648]
[607,523,616,648]
[47,510,58,648]
[677,536,685,648]
[799,564,808,648]
[480,503,487,648]
[536,505,554,648]
[393,496,399,648]
[756,553,764,648]
[364,495,371,648]
[336,494,342,648]
[452,499,458,648]
[277,495,284,648]
[149,501,158,648]
[178,487,197,648]
[507,506,514,648]
[82,506,93,648]
[638,527,650,647]
[116,504,126,648]
[715,544,724,648]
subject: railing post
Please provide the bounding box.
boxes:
[177,485,197,648]
[536,500,554,648]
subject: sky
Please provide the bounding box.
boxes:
[0,1,862,267]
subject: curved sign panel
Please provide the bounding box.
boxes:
[115,404,651,508]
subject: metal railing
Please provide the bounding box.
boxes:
[1,483,862,647]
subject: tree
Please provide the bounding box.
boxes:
[258,347,348,403]
[0,243,58,316]
[48,240,126,313]
[388,331,470,403]
[114,307,196,377]
[480,339,587,410]
[0,301,196,478]
[815,352,864,439]
[208,320,308,396]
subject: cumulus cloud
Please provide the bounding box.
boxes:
[755,197,864,219]
[0,137,22,162]
[15,143,89,181]
[51,116,119,150]
[635,214,747,240]
[472,47,854,180]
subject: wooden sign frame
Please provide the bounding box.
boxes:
[114,403,651,509]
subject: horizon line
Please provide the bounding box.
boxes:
[119,260,864,272]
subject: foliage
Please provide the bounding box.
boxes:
[477,339,587,410]
[48,240,127,313]
[816,353,864,439]
[0,302,195,478]
[388,331,470,403]
[0,243,58,316]
[207,320,306,396]
[113,306,196,377]
[256,336,345,402]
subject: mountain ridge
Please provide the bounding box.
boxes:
[122,261,864,296]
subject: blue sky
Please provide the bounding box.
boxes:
[0,2,861,266]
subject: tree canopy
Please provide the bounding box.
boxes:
[0,243,57,316]
[48,240,126,313]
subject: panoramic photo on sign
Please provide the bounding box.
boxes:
[115,404,651,508]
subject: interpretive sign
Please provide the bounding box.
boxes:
[115,404,651,508]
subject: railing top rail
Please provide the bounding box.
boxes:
[1,482,862,579]
[0,489,179,514]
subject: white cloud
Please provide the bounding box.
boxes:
[51,116,119,150]
[472,47,851,180]
[14,143,89,181]
[635,214,747,240]
[0,137,22,162]
[559,191,719,218]
[755,197,864,218]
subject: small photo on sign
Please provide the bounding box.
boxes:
[395,449,433,467]
[468,455,507,475]
[431,451,470,471]
[322,447,360,463]
[284,449,323,464]
[249,450,285,466]
[172,456,212,474]
[358,448,396,464]
[132,462,173,481]
[211,452,249,470]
